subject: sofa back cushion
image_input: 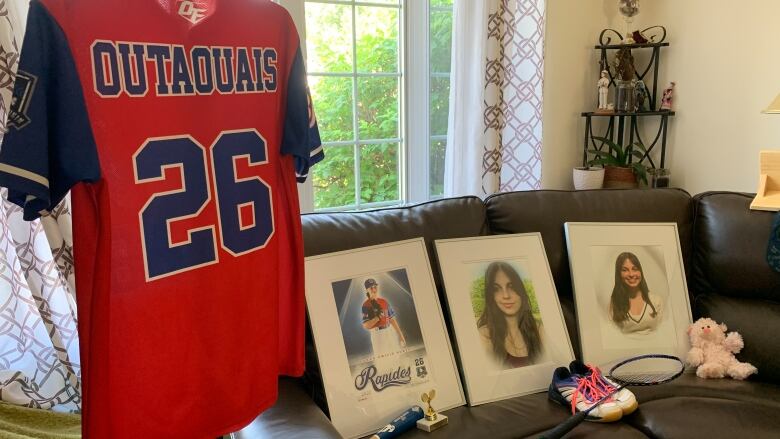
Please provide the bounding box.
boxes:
[691,192,780,383]
[484,189,694,357]
[691,192,780,300]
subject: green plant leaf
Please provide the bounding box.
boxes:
[588,157,621,167]
[632,142,648,153]
[631,162,648,185]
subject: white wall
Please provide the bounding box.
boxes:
[541,0,604,189]
[543,0,780,194]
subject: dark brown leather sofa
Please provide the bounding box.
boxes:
[237,189,780,439]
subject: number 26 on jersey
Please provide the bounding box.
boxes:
[133,129,274,281]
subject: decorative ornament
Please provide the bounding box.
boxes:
[618,0,640,44]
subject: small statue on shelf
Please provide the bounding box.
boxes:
[660,81,676,111]
[597,70,610,111]
[634,79,648,112]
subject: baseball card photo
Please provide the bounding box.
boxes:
[331,268,430,402]
[305,238,465,439]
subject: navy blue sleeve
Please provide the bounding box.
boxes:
[0,0,99,220]
[280,45,323,183]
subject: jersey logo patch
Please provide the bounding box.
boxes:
[178,1,208,24]
[7,70,37,130]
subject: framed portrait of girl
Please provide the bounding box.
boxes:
[565,223,693,368]
[435,234,574,405]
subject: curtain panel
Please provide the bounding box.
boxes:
[0,0,81,412]
[445,0,546,197]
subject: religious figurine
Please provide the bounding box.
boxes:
[597,70,610,110]
[634,79,647,112]
[660,81,676,111]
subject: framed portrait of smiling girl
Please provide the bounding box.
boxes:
[435,234,574,405]
[564,223,693,368]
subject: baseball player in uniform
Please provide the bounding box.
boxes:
[362,278,406,369]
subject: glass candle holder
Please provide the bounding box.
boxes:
[649,168,671,188]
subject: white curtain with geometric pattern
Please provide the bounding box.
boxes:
[444,0,546,197]
[0,0,81,413]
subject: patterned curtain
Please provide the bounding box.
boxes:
[444,0,545,197]
[0,0,81,412]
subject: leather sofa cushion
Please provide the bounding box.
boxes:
[235,378,341,439]
[394,374,780,439]
[691,192,780,301]
[694,293,780,384]
[626,373,780,439]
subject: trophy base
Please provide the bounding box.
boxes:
[416,415,448,433]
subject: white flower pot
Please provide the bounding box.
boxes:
[573,167,605,190]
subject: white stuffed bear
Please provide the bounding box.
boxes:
[686,317,757,380]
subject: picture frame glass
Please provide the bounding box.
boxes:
[435,234,575,405]
[565,223,693,367]
[305,238,465,439]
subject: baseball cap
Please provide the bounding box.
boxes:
[364,278,378,289]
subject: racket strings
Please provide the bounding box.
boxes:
[609,355,685,386]
[610,372,678,385]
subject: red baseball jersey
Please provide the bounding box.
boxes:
[0,1,322,438]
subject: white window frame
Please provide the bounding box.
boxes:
[281,0,446,212]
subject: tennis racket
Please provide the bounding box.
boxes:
[541,354,685,439]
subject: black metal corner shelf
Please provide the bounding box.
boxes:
[582,27,674,170]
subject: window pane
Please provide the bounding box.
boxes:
[360,143,399,203]
[358,77,399,140]
[309,76,354,142]
[430,10,453,73]
[431,0,453,6]
[429,139,446,197]
[366,0,400,4]
[356,6,399,73]
[430,76,450,136]
[305,3,353,73]
[313,146,356,209]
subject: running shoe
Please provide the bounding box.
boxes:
[548,367,623,423]
[569,360,638,416]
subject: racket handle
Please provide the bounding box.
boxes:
[539,411,588,439]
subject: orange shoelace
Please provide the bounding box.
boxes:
[570,375,608,414]
[587,364,617,394]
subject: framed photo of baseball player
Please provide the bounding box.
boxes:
[564,223,693,368]
[305,238,465,439]
[435,234,575,405]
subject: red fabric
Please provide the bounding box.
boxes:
[41,1,306,437]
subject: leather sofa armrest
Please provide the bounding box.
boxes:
[233,378,340,439]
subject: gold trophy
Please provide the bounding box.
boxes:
[416,389,448,432]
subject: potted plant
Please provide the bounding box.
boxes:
[587,137,649,188]
[572,166,605,190]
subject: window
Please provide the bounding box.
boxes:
[303,0,453,211]
[428,0,453,198]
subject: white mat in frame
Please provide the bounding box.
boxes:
[435,233,575,405]
[305,238,465,439]
[564,222,692,369]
